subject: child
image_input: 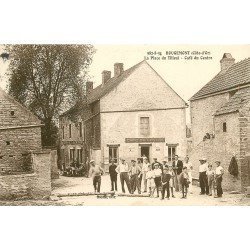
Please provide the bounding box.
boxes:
[154,163,162,198]
[179,167,190,198]
[146,165,155,197]
[168,165,176,198]
[206,164,215,196]
[215,161,224,198]
[161,166,172,200]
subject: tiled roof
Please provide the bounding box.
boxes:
[190,57,250,101]
[214,87,250,116]
[87,60,144,104]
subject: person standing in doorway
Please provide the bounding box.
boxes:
[116,158,131,194]
[129,159,141,194]
[215,161,224,198]
[88,160,104,193]
[109,159,118,191]
[183,156,193,194]
[199,158,209,195]
[141,157,150,193]
[172,155,183,192]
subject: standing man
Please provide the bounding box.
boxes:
[109,159,118,191]
[172,155,183,192]
[141,157,150,193]
[116,158,131,194]
[129,159,141,194]
[183,156,193,194]
[199,158,209,195]
[215,160,224,198]
[88,160,104,193]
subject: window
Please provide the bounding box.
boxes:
[69,124,72,138]
[223,122,227,132]
[168,146,176,162]
[77,148,83,163]
[109,146,119,163]
[69,149,75,163]
[79,122,83,137]
[140,117,150,136]
[62,126,65,139]
[10,110,15,116]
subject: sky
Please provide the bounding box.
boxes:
[1,44,250,123]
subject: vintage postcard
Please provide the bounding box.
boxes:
[0,44,249,206]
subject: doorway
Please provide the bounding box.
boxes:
[141,146,150,161]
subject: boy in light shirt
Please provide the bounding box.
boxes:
[206,164,216,197]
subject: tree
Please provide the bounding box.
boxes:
[5,44,95,146]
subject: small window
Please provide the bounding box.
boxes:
[223,122,227,132]
[79,122,83,137]
[6,141,10,146]
[69,124,72,138]
[10,110,15,116]
[62,126,65,139]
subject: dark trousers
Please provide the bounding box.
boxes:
[93,175,101,192]
[199,171,209,194]
[162,182,170,199]
[216,176,223,197]
[154,176,161,197]
[110,175,117,191]
[182,179,189,197]
[130,174,141,194]
[120,172,131,193]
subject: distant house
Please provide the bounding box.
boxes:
[0,87,43,172]
[189,53,250,191]
[59,60,188,170]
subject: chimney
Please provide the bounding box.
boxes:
[220,53,235,73]
[86,81,93,94]
[102,70,111,84]
[114,63,124,77]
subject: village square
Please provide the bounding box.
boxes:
[0,45,250,206]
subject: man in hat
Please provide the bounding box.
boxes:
[215,160,224,198]
[109,159,118,191]
[88,160,105,193]
[129,159,141,194]
[116,158,131,193]
[199,158,209,195]
[141,157,150,193]
[172,155,183,192]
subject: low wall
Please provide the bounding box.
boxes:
[0,150,52,200]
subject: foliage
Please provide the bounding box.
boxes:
[5,44,95,146]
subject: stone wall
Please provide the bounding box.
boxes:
[239,102,250,190]
[190,93,230,147]
[0,127,42,172]
[0,150,52,200]
[188,111,250,192]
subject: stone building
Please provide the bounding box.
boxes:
[0,87,43,172]
[59,60,188,170]
[189,53,250,191]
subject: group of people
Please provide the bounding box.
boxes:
[88,155,224,200]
